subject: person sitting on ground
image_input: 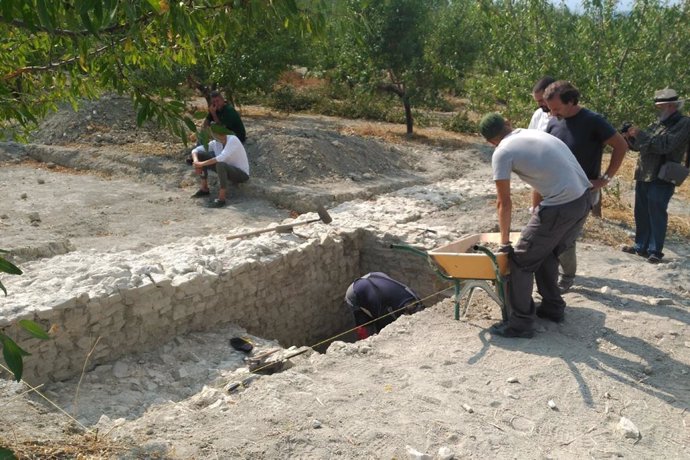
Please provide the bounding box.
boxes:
[620,87,690,264]
[203,90,246,144]
[191,129,249,208]
[344,272,424,340]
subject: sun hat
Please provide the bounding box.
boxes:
[654,88,684,105]
[478,112,506,140]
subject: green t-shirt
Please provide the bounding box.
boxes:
[206,105,246,143]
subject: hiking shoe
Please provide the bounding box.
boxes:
[647,254,662,264]
[489,322,534,339]
[191,189,210,198]
[206,198,226,208]
[621,245,648,257]
[557,277,574,294]
[536,307,564,323]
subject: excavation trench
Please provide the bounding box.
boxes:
[10,228,446,385]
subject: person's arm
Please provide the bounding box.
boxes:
[193,157,217,168]
[591,132,628,189]
[630,117,690,157]
[531,189,542,212]
[495,179,512,244]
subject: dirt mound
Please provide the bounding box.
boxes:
[31,94,420,186]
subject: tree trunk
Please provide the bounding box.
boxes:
[403,95,413,135]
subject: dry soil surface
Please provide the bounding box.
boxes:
[1,95,690,459]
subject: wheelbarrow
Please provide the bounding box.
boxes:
[391,232,520,321]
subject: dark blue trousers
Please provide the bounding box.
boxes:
[633,179,675,258]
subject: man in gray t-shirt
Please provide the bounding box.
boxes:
[479,113,592,338]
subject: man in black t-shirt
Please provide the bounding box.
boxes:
[544,81,628,293]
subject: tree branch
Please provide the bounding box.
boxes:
[3,38,127,81]
[0,12,154,38]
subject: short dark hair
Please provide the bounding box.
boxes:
[544,80,580,105]
[532,76,556,94]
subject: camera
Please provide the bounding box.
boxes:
[619,121,633,134]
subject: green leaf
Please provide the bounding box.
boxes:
[193,110,208,120]
[1,335,29,382]
[0,257,22,275]
[93,0,104,28]
[146,0,162,13]
[18,320,50,340]
[210,124,232,135]
[36,0,54,32]
[79,2,97,35]
[0,1,13,23]
[0,447,18,460]
[183,116,197,132]
[136,104,148,126]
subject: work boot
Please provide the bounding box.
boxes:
[489,322,534,339]
[557,276,574,294]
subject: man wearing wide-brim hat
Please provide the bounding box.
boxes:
[621,88,690,264]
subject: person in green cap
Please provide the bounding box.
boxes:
[479,112,592,338]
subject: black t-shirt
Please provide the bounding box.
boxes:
[546,108,616,179]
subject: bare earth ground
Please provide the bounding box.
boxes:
[1,95,689,459]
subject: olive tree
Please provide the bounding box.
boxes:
[0,0,324,142]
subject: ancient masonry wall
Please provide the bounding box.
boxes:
[3,181,477,384]
[6,229,445,384]
[6,232,367,384]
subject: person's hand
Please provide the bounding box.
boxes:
[590,178,609,190]
[627,126,639,137]
[498,243,513,254]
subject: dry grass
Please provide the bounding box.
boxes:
[4,434,131,460]
[509,152,690,249]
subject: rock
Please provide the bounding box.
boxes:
[20,193,27,199]
[506,376,519,383]
[649,297,674,306]
[548,399,558,410]
[405,445,431,460]
[462,404,474,413]
[112,361,130,378]
[312,419,322,429]
[37,178,45,184]
[438,446,454,460]
[600,286,611,294]
[504,389,519,399]
[28,212,41,222]
[617,416,640,439]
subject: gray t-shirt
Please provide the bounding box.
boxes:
[492,129,591,206]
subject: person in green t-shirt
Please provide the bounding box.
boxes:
[203,91,246,143]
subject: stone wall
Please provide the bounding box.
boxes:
[3,181,475,384]
[10,232,362,383]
